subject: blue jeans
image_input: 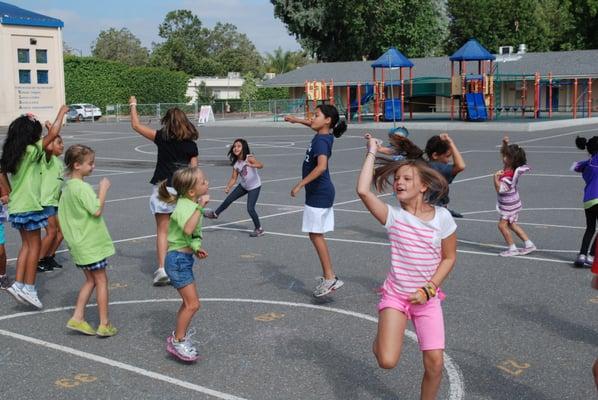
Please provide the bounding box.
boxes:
[165,251,195,289]
[215,184,261,229]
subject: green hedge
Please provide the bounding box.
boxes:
[64,56,189,109]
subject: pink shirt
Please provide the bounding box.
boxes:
[383,204,456,297]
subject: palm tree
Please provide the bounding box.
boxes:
[265,47,311,74]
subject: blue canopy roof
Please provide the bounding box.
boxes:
[449,39,495,61]
[0,2,64,28]
[371,48,414,69]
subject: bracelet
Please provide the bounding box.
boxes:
[421,286,431,300]
[418,288,429,301]
[424,283,436,298]
[366,151,376,157]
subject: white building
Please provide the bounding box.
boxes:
[0,2,65,126]
[186,72,244,104]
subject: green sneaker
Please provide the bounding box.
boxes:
[66,319,96,335]
[96,324,118,337]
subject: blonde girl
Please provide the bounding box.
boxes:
[158,166,209,362]
[357,137,457,400]
[129,96,199,286]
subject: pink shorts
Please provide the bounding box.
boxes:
[377,287,445,351]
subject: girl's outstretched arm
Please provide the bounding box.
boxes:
[356,139,388,225]
[129,96,156,141]
[224,168,239,194]
[284,115,312,127]
[42,105,68,148]
[246,154,263,169]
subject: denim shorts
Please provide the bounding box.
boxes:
[165,251,195,289]
[43,205,58,217]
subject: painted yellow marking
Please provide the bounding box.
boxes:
[240,253,261,259]
[254,312,285,322]
[109,282,128,290]
[55,373,98,388]
[497,359,530,376]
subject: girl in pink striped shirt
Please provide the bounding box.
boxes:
[357,137,457,400]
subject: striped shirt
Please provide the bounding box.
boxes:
[496,165,530,221]
[383,204,456,297]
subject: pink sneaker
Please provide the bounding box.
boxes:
[499,248,520,257]
[518,245,537,255]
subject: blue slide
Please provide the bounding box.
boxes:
[349,84,374,118]
[465,93,488,121]
[384,99,402,121]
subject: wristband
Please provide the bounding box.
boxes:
[366,151,376,157]
[425,282,436,297]
[196,204,204,213]
[417,288,429,301]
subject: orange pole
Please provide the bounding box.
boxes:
[549,73,553,117]
[451,61,454,120]
[409,67,413,119]
[357,81,362,123]
[534,72,539,119]
[404,79,405,121]
[521,76,527,118]
[304,80,309,118]
[573,78,578,119]
[373,68,378,122]
[588,78,592,118]
[489,61,494,120]
[329,80,334,105]
[346,82,350,124]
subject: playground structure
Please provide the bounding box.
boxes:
[297,40,597,123]
[449,38,495,121]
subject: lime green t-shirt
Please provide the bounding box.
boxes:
[8,139,44,214]
[168,197,203,252]
[41,155,65,207]
[58,179,115,265]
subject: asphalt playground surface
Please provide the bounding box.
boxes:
[0,119,597,399]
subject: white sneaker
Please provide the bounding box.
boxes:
[313,276,344,297]
[153,268,170,286]
[6,284,26,304]
[18,288,43,309]
[585,255,594,268]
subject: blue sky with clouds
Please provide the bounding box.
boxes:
[16,0,301,55]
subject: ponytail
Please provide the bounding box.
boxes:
[157,179,177,204]
[316,104,346,138]
[576,136,598,155]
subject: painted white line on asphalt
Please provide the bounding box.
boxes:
[497,127,598,146]
[458,217,583,230]
[95,156,154,162]
[462,207,581,215]
[0,298,464,400]
[212,226,572,262]
[0,328,247,400]
[457,239,577,253]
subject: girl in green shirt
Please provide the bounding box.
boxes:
[158,166,210,362]
[59,144,117,337]
[1,106,68,309]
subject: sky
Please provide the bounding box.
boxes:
[16,0,302,55]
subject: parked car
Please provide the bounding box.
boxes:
[68,103,102,121]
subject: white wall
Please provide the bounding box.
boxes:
[0,24,65,126]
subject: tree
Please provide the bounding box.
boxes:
[240,73,258,103]
[271,0,445,61]
[445,0,576,53]
[91,28,149,66]
[265,47,311,74]
[561,0,598,50]
[195,81,215,105]
[150,10,263,77]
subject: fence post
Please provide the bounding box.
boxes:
[573,78,578,119]
[116,104,120,123]
[157,103,161,121]
[249,100,252,119]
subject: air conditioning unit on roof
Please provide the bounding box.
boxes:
[499,46,513,55]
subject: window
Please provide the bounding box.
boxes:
[17,49,29,63]
[36,49,47,63]
[37,70,48,84]
[19,70,31,84]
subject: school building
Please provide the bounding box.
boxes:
[262,45,598,120]
[0,2,65,126]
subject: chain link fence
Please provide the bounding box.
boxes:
[65,99,307,125]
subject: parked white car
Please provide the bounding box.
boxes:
[68,104,102,121]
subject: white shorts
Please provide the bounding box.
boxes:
[149,185,177,215]
[302,205,334,233]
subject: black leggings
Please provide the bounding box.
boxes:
[580,204,598,255]
[215,184,261,229]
